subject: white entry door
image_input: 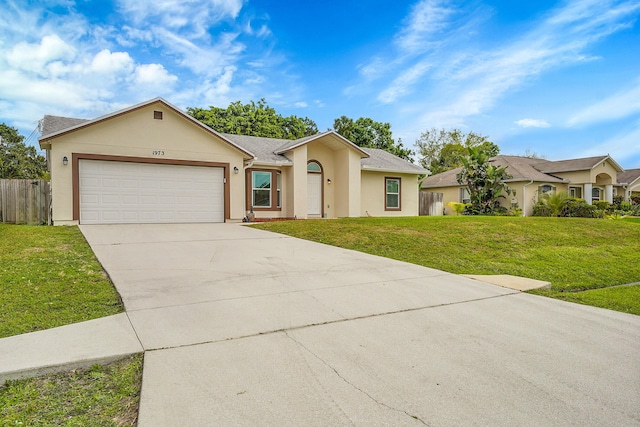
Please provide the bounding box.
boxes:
[307,173,322,215]
[79,160,224,224]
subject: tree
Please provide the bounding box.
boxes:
[332,116,414,161]
[456,146,512,215]
[0,123,47,179]
[415,128,499,175]
[187,99,318,140]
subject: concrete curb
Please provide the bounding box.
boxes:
[0,313,143,385]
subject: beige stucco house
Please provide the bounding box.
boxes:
[38,98,426,225]
[422,154,629,216]
[616,168,640,201]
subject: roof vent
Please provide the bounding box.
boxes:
[154,111,163,120]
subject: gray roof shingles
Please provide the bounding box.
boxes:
[617,168,640,185]
[38,113,428,175]
[421,154,636,189]
[41,115,89,138]
[361,148,427,174]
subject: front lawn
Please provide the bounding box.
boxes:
[253,216,640,315]
[0,223,123,338]
[1,355,143,427]
[0,224,140,425]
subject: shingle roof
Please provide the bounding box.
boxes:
[36,98,422,175]
[41,115,89,137]
[361,148,427,174]
[421,155,566,188]
[536,155,608,173]
[617,168,640,185]
[220,133,293,165]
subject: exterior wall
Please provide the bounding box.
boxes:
[47,102,246,224]
[288,146,308,219]
[553,170,591,184]
[333,148,360,217]
[428,181,571,216]
[361,171,419,216]
[432,186,464,215]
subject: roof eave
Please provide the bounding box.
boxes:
[250,160,294,167]
[362,166,427,175]
[276,131,370,158]
[37,97,256,160]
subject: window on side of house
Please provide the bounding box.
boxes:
[592,187,601,201]
[460,188,470,204]
[252,171,271,208]
[569,186,582,198]
[385,177,401,210]
[539,184,555,195]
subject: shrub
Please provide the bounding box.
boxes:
[532,201,551,217]
[561,199,597,218]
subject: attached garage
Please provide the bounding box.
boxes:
[78,159,225,224]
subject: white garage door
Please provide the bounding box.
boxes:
[79,160,224,224]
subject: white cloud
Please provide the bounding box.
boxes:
[91,49,134,74]
[515,119,551,128]
[294,101,308,108]
[417,0,640,127]
[134,63,178,85]
[117,0,243,37]
[378,61,432,103]
[567,79,640,127]
[6,34,76,75]
[395,0,455,54]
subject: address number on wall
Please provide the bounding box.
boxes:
[152,150,165,156]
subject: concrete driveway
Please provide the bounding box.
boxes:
[80,223,640,426]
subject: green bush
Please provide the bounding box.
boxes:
[532,201,551,217]
[561,199,597,218]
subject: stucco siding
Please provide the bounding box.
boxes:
[361,171,419,216]
[47,103,246,224]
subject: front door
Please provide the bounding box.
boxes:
[307,173,322,215]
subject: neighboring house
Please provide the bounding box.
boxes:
[616,168,640,201]
[422,155,627,216]
[38,98,426,225]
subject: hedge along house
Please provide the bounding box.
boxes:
[39,98,426,225]
[421,154,625,216]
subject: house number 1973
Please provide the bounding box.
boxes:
[152,150,165,156]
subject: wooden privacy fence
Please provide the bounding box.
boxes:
[0,179,50,225]
[419,191,443,216]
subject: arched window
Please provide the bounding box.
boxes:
[307,161,321,173]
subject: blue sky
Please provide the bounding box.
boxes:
[1,0,639,168]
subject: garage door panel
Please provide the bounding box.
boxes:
[79,160,224,224]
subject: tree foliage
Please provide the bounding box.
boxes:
[187,99,318,140]
[0,123,47,179]
[333,116,414,161]
[456,146,512,215]
[415,128,499,175]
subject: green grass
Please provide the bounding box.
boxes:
[253,216,640,315]
[0,223,124,338]
[0,354,143,427]
[0,224,140,425]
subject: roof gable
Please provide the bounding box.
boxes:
[617,168,640,185]
[537,155,622,173]
[38,98,254,158]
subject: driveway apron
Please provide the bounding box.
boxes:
[80,223,640,426]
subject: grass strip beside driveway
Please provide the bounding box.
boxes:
[253,216,640,315]
[0,354,143,427]
[0,224,123,338]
